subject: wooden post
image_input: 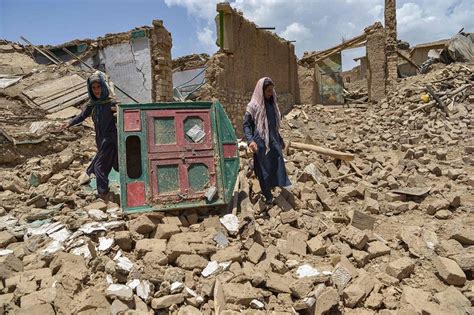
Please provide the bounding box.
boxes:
[288,141,355,161]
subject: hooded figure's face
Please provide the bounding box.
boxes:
[91,82,102,99]
[264,84,274,100]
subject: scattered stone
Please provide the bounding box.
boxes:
[211,245,241,262]
[135,238,167,255]
[386,257,415,280]
[220,214,239,235]
[154,224,181,239]
[450,228,474,245]
[363,198,379,214]
[307,235,326,255]
[247,242,265,264]
[350,210,375,231]
[266,272,291,293]
[129,215,155,235]
[435,209,451,219]
[290,277,314,299]
[340,225,368,249]
[434,286,471,314]
[151,294,184,309]
[176,254,208,270]
[222,282,260,305]
[366,241,390,258]
[280,209,299,224]
[314,287,339,315]
[0,231,16,248]
[287,230,308,256]
[433,256,466,286]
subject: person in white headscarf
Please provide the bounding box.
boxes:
[243,77,290,204]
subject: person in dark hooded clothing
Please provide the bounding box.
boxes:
[62,72,119,201]
[243,77,291,204]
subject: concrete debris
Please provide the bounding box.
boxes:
[105,283,134,301]
[219,214,239,235]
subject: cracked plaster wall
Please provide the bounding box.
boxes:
[99,37,152,103]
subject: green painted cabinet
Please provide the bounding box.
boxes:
[118,101,239,213]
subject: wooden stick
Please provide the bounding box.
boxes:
[348,161,363,177]
[397,51,419,71]
[425,85,448,114]
[20,36,59,65]
[288,141,355,161]
[230,174,241,215]
[330,172,356,181]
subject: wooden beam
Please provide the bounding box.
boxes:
[20,36,59,65]
[301,32,368,64]
[397,51,419,71]
[288,141,355,161]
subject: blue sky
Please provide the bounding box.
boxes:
[1,0,473,70]
[0,0,214,59]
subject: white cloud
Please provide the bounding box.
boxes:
[197,27,216,51]
[280,22,312,42]
[165,0,474,69]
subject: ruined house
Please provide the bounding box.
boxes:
[33,20,173,104]
[299,0,398,104]
[409,39,448,65]
[200,2,300,134]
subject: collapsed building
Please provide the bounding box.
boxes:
[1,1,473,314]
[33,21,173,104]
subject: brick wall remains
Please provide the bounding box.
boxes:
[201,3,300,136]
[385,0,398,88]
[366,23,386,102]
[150,20,173,102]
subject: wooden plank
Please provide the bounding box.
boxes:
[391,187,431,197]
[46,93,89,113]
[302,31,369,64]
[42,88,88,111]
[36,81,85,105]
[289,141,355,161]
[23,74,85,100]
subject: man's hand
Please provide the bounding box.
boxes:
[249,141,258,153]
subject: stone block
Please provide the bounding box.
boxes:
[386,257,415,280]
[287,231,308,256]
[154,224,181,239]
[339,226,368,250]
[176,254,208,270]
[433,256,466,286]
[129,215,155,235]
[247,242,265,264]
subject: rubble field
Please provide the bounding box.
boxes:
[0,41,473,315]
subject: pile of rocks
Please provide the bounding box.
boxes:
[0,61,473,314]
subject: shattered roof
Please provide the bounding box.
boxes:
[411,39,448,50]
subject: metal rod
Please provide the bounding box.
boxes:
[62,47,140,104]
[20,36,59,65]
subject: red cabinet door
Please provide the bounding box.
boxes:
[146,109,216,202]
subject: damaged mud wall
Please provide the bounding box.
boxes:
[385,0,398,88]
[78,22,173,104]
[366,23,386,102]
[150,20,173,102]
[85,29,153,103]
[202,3,299,134]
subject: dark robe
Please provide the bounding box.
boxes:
[243,98,290,199]
[69,101,119,195]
